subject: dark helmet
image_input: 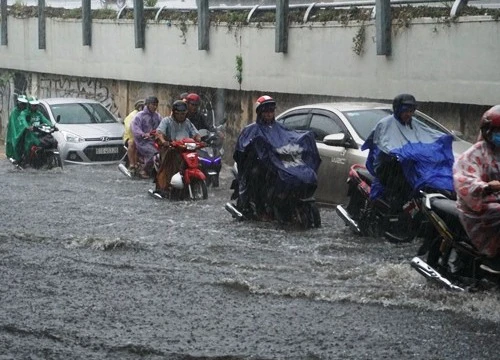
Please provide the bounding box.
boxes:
[134,99,145,110]
[145,96,159,105]
[255,95,276,114]
[480,105,500,143]
[392,94,417,114]
[186,93,201,105]
[172,100,188,112]
[179,92,189,101]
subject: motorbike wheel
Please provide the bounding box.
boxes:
[309,203,321,228]
[211,174,220,188]
[190,179,208,200]
[47,152,63,170]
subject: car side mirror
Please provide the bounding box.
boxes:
[56,115,61,124]
[323,133,346,146]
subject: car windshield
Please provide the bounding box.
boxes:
[50,103,117,125]
[341,109,450,141]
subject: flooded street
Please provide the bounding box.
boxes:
[1,160,499,359]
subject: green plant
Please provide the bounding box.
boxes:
[235,55,243,88]
[144,0,158,7]
[352,23,366,56]
[176,19,188,44]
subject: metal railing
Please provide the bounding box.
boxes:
[115,0,471,21]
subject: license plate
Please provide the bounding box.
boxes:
[95,147,119,155]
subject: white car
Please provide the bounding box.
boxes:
[276,102,472,206]
[37,98,126,164]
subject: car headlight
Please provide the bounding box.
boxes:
[61,130,84,143]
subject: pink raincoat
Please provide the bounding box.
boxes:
[453,140,500,257]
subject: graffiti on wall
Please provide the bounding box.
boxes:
[37,75,120,117]
[0,71,30,139]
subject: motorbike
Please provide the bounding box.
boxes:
[149,138,208,201]
[9,124,62,170]
[410,192,500,291]
[118,132,158,179]
[225,162,321,230]
[335,164,433,243]
[197,125,225,188]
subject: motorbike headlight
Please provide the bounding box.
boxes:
[61,130,84,143]
[186,143,197,151]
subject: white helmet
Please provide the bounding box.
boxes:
[170,172,184,189]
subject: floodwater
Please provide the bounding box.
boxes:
[1,160,499,359]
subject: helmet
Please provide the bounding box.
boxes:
[145,96,159,105]
[16,95,28,103]
[255,95,276,114]
[480,105,500,142]
[172,100,188,112]
[392,93,417,114]
[27,96,40,105]
[186,93,201,105]
[179,92,189,101]
[170,172,184,189]
[134,99,145,110]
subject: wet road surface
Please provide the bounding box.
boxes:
[0,159,499,359]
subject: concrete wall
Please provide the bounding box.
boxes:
[1,14,499,151]
[1,16,499,104]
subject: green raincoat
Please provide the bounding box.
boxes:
[16,108,53,160]
[5,105,26,161]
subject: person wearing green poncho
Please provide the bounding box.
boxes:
[5,95,29,162]
[16,96,53,163]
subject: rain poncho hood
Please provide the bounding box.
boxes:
[234,119,320,189]
[362,114,454,199]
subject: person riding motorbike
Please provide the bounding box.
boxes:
[453,105,500,273]
[131,96,162,178]
[122,99,145,175]
[233,95,320,221]
[6,94,29,163]
[185,93,212,131]
[362,93,455,210]
[15,96,54,165]
[153,100,201,197]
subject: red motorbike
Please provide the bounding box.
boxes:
[150,138,208,200]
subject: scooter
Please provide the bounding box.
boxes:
[10,124,62,170]
[225,162,321,229]
[149,138,208,201]
[197,125,225,188]
[118,132,158,179]
[335,164,426,243]
[410,192,500,290]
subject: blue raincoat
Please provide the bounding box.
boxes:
[234,120,320,192]
[362,114,454,199]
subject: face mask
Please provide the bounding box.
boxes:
[491,132,500,147]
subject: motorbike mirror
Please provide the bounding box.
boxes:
[323,133,346,146]
[198,129,210,138]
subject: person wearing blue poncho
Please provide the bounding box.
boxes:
[362,94,455,208]
[233,95,321,219]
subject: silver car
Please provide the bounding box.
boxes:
[37,98,126,164]
[276,102,472,206]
